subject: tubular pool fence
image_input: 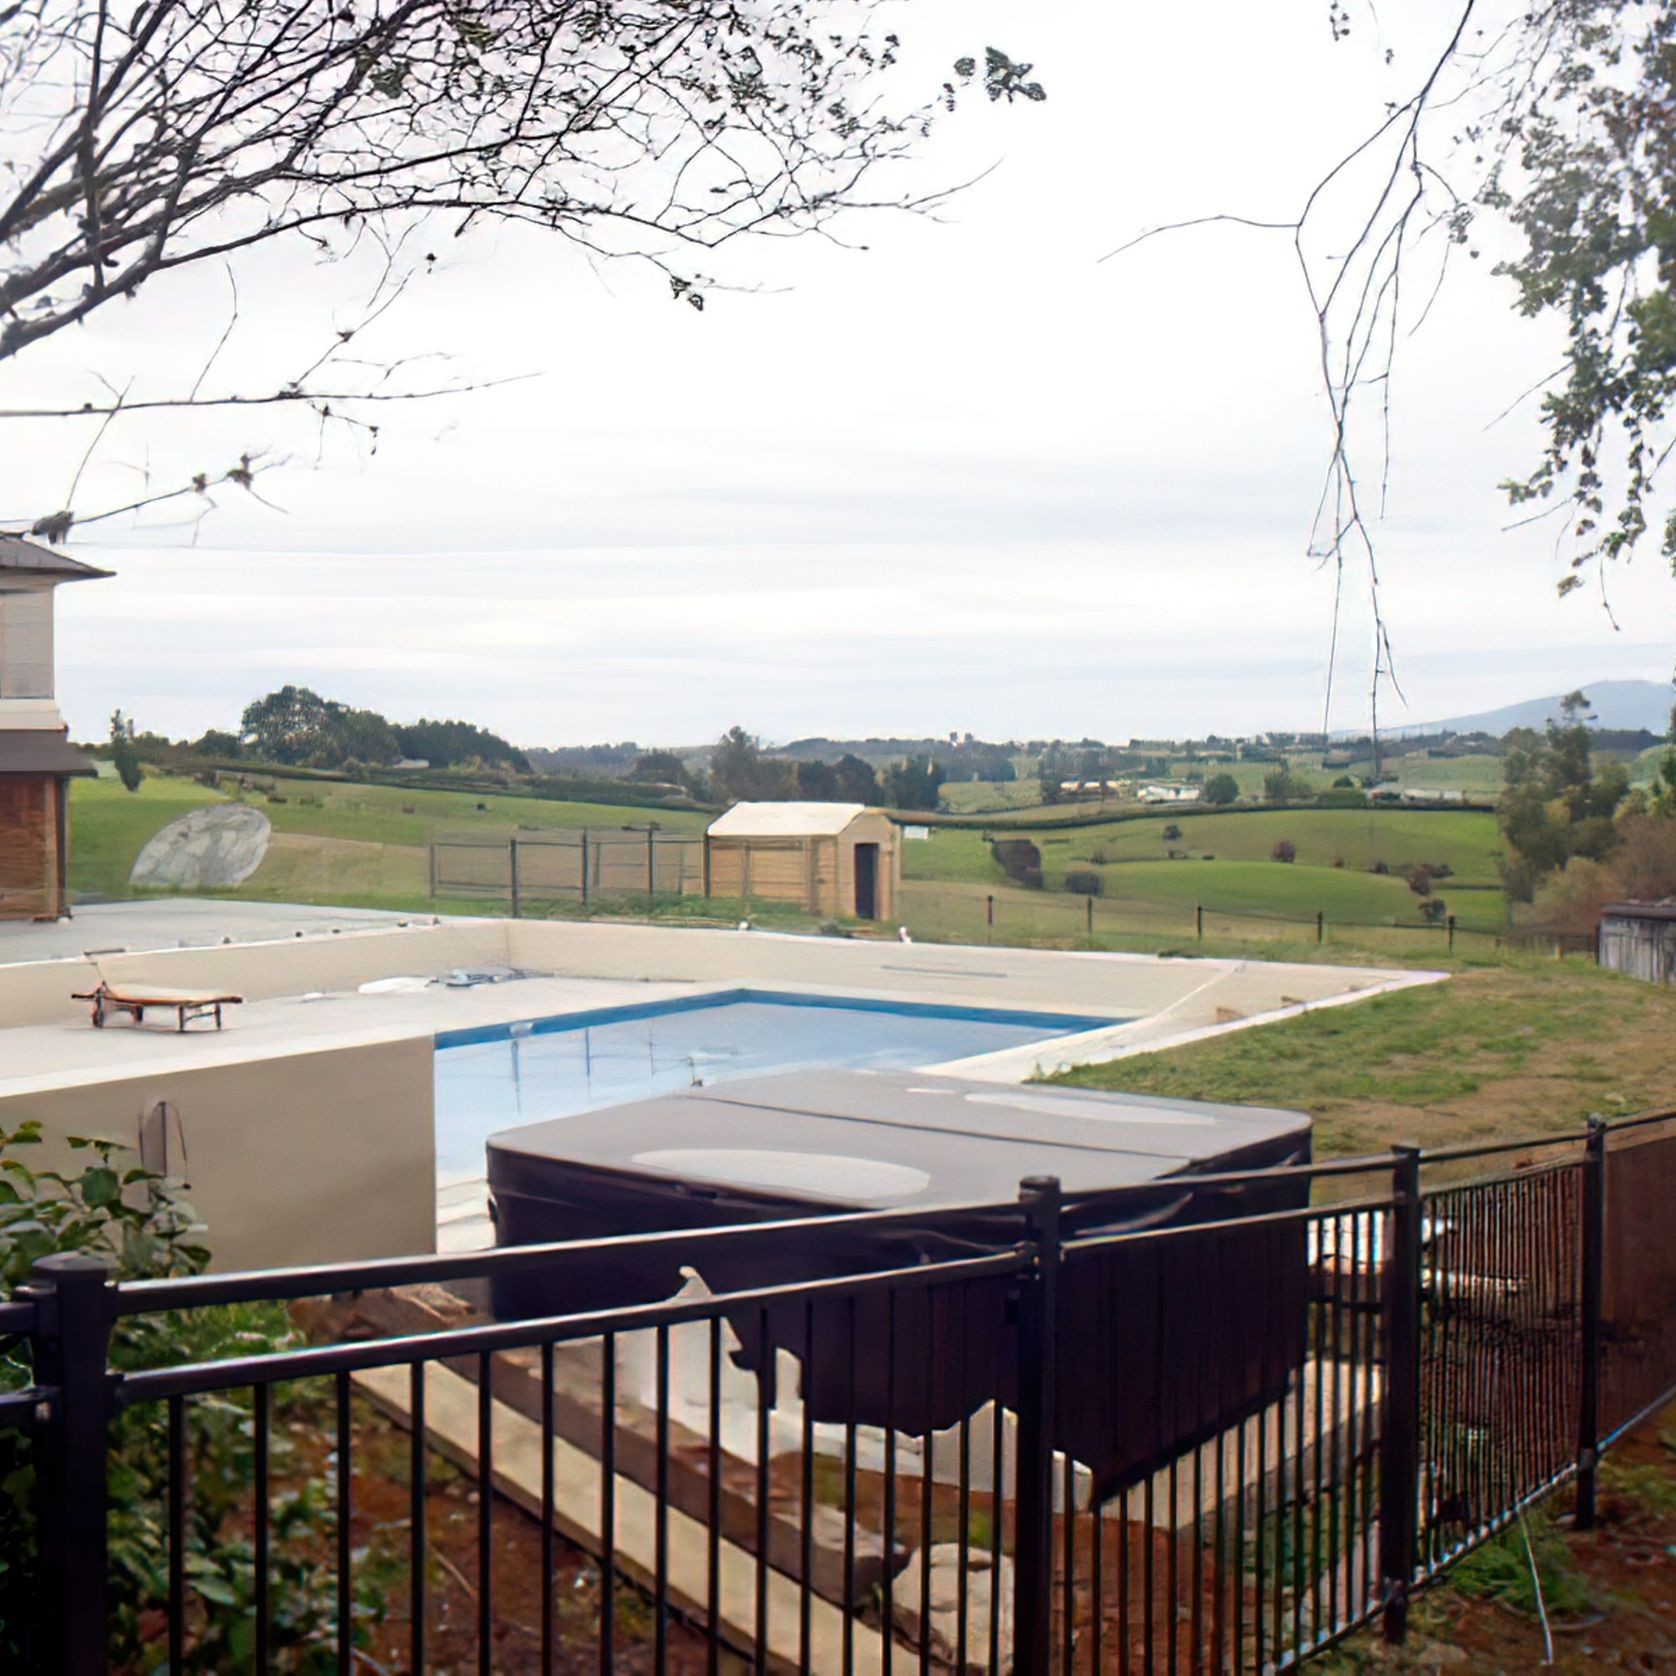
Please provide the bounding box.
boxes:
[4,1112,1675,1672]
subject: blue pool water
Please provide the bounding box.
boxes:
[433,990,1108,1180]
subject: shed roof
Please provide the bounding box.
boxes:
[708,801,872,838]
[0,536,113,583]
[1603,901,1676,924]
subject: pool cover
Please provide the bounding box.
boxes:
[488,1069,1312,1493]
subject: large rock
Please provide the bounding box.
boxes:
[129,804,271,890]
[894,1541,1014,1673]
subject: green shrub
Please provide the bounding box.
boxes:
[0,1123,368,1670]
[1063,869,1103,896]
[989,837,1043,889]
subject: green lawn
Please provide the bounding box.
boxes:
[1049,955,1675,1155]
[252,774,710,846]
[68,773,226,895]
[69,770,710,905]
[903,807,1507,930]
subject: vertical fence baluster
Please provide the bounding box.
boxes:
[169,1394,187,1672]
[411,1361,427,1676]
[655,1324,670,1669]
[26,1253,113,1676]
[254,1381,271,1670]
[541,1341,555,1670]
[335,1369,354,1676]
[1380,1148,1423,1643]
[1013,1175,1061,1676]
[1575,1119,1606,1529]
[600,1331,616,1676]
[755,1307,772,1674]
[801,1300,816,1674]
[706,1317,722,1676]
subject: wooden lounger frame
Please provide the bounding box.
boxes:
[71,981,243,1032]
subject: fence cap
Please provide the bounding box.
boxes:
[29,1252,113,1280]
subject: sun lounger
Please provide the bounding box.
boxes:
[71,981,243,1032]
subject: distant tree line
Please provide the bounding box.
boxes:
[99,686,530,779]
[699,726,947,811]
[225,687,529,772]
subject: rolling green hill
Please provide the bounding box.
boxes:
[68,770,710,907]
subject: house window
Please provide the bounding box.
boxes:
[0,591,54,700]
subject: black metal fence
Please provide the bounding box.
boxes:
[4,1112,1675,1672]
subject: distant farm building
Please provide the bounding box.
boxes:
[1598,902,1676,986]
[0,538,108,919]
[706,802,899,921]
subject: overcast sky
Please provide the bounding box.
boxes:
[13,0,1672,748]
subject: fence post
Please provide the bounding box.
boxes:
[1316,909,1325,944]
[1380,1145,1423,1643]
[646,828,656,901]
[1574,1116,1607,1530]
[580,830,589,907]
[1013,1174,1062,1676]
[702,833,712,898]
[986,893,994,933]
[1085,894,1094,938]
[427,841,437,900]
[508,837,520,918]
[1196,902,1203,941]
[25,1252,115,1675]
[1446,913,1456,954]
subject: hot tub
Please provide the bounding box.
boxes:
[487,1070,1312,1493]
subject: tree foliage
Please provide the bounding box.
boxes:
[709,725,788,803]
[881,754,946,811]
[394,717,526,772]
[1497,691,1632,899]
[0,2,1039,540]
[1203,772,1240,806]
[108,707,142,792]
[1484,2,1676,587]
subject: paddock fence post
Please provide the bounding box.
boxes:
[1316,909,1325,944]
[508,837,520,918]
[579,830,589,908]
[646,828,656,903]
[1014,1174,1062,1676]
[427,841,437,899]
[1574,1115,1607,1529]
[1446,913,1457,954]
[1196,902,1203,940]
[1085,894,1094,938]
[1380,1146,1423,1643]
[24,1253,115,1676]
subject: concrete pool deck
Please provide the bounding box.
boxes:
[0,908,1444,1269]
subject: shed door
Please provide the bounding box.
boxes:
[853,842,879,920]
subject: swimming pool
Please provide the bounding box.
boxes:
[433,989,1111,1181]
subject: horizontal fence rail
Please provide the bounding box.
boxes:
[1,1115,1673,1671]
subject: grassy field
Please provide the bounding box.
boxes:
[68,769,709,907]
[68,772,227,896]
[903,807,1508,933]
[937,779,1045,815]
[1050,954,1673,1153]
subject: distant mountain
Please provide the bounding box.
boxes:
[1344,679,1673,741]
